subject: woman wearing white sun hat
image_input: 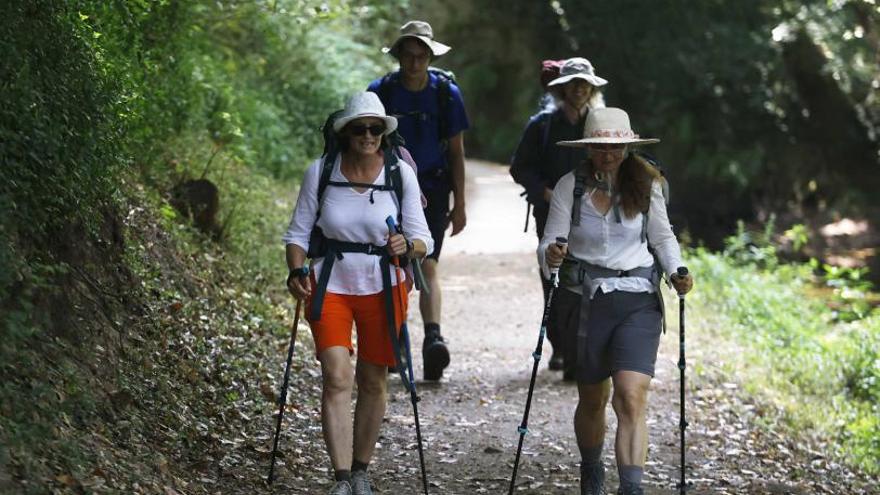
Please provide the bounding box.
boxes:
[283,92,433,495]
[540,107,694,495]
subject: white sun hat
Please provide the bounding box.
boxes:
[332,92,398,135]
[557,107,660,147]
[383,20,451,58]
[547,57,608,88]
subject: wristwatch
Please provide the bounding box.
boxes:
[287,266,309,285]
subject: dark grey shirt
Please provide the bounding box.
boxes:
[510,107,589,207]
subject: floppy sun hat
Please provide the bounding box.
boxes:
[557,107,660,147]
[383,20,451,58]
[547,57,608,88]
[332,92,398,135]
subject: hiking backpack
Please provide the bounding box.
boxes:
[307,110,411,259]
[376,66,457,153]
[570,151,670,242]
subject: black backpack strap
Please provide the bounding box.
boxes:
[540,111,554,156]
[377,72,396,111]
[572,172,587,226]
[317,153,336,203]
[436,74,451,149]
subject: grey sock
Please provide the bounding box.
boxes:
[618,464,643,486]
[579,444,603,465]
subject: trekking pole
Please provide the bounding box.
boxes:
[386,216,430,495]
[267,276,307,484]
[675,266,689,494]
[508,236,567,495]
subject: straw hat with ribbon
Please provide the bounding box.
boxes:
[557,107,659,147]
[383,20,451,58]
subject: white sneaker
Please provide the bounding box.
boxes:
[351,471,373,495]
[329,480,352,495]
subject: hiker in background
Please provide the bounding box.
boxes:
[368,20,470,381]
[541,107,693,495]
[283,92,433,495]
[510,57,607,380]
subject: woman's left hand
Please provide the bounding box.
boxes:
[386,233,408,257]
[670,271,694,295]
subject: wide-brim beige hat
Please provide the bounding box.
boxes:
[383,20,451,58]
[547,57,608,88]
[332,92,398,135]
[557,107,659,147]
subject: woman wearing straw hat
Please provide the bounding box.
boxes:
[511,56,607,380]
[283,92,433,495]
[540,107,694,495]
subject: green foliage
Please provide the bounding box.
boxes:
[1,0,407,490]
[416,0,880,244]
[690,247,880,473]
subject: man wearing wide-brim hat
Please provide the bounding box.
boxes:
[510,56,607,381]
[368,20,470,383]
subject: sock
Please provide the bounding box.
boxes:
[579,444,603,466]
[618,465,643,487]
[351,459,369,473]
[334,469,351,482]
[424,322,441,335]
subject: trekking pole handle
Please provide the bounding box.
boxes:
[386,215,400,234]
[676,266,689,299]
[549,237,568,284]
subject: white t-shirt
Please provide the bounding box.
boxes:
[538,173,684,298]
[282,155,434,295]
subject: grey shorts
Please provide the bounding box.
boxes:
[576,289,663,384]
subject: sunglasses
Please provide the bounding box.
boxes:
[348,123,387,136]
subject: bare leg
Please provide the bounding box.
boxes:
[319,346,355,471]
[611,370,652,467]
[352,359,388,463]
[575,379,612,450]
[419,258,441,325]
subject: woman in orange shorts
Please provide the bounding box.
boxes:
[283,92,433,495]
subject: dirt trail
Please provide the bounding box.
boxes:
[267,161,875,495]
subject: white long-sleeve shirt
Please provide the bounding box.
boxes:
[539,172,683,297]
[282,155,434,295]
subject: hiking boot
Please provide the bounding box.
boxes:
[422,329,450,381]
[580,462,606,495]
[548,350,564,370]
[616,481,644,495]
[328,481,352,495]
[351,471,372,495]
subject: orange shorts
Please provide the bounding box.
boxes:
[305,281,408,367]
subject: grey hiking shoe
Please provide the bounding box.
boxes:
[351,471,372,495]
[580,462,606,495]
[329,480,352,495]
[616,481,644,495]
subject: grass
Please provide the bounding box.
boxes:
[685,246,880,474]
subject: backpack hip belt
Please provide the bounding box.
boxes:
[309,238,388,321]
[562,257,667,333]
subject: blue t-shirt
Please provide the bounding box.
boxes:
[368,71,469,191]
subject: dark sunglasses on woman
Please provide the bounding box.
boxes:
[348,123,386,136]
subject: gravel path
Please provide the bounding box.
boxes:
[264,161,876,495]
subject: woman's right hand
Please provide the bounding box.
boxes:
[545,242,568,268]
[287,274,312,300]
